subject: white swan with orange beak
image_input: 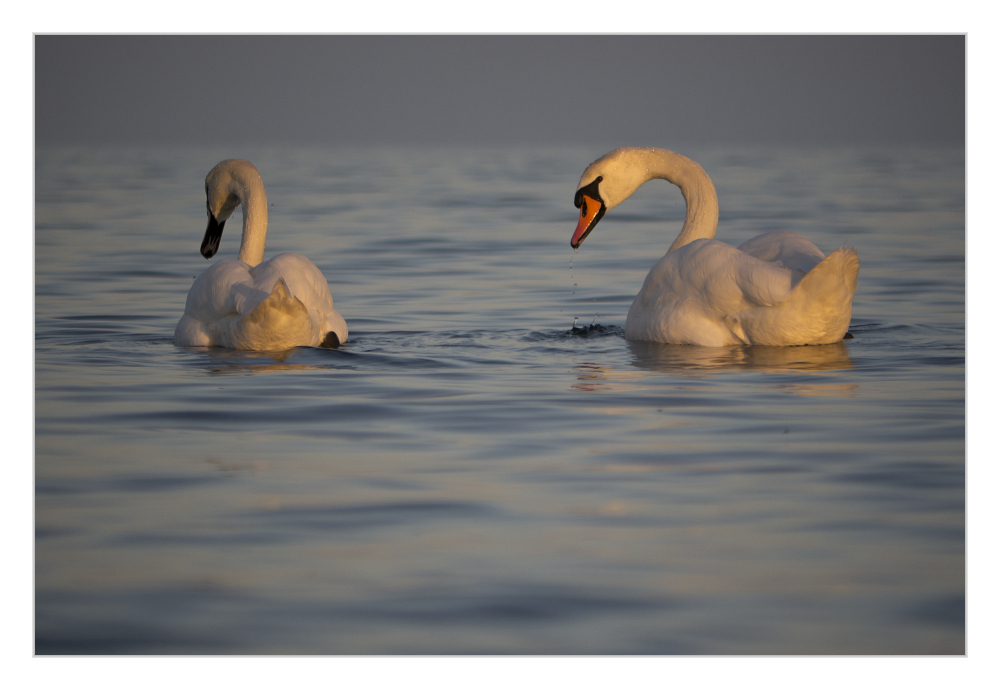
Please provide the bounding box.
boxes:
[572,148,859,347]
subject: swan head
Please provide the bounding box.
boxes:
[200,160,251,259]
[571,148,656,249]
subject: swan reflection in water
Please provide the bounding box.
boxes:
[573,340,856,396]
[183,342,353,376]
[627,339,854,374]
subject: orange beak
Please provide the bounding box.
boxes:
[571,194,604,249]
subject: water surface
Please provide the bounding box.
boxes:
[35,145,964,654]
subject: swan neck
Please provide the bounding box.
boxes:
[235,174,268,267]
[643,150,718,253]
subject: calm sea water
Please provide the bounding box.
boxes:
[35,144,964,654]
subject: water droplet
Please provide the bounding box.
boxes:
[572,317,578,329]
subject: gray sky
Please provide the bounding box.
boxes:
[35,35,964,147]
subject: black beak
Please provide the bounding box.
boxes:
[201,215,225,259]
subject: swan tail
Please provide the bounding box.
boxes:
[226,278,317,350]
[796,245,860,298]
[735,247,859,346]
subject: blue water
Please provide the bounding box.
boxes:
[34,145,964,654]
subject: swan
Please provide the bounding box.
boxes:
[174,159,348,350]
[571,147,859,346]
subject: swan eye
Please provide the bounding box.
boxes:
[576,177,603,209]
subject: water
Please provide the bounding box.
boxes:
[34,144,965,654]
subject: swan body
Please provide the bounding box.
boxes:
[571,148,859,347]
[175,159,347,350]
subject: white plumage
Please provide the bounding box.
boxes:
[572,148,859,347]
[175,160,348,350]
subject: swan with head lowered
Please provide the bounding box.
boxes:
[174,159,348,350]
[571,147,859,347]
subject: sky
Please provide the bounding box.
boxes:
[35,35,965,148]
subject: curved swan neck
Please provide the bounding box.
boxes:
[232,165,268,267]
[207,159,269,267]
[638,149,719,253]
[582,148,719,253]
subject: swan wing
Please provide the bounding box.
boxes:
[222,277,317,350]
[249,253,335,313]
[734,246,860,346]
[737,230,825,286]
[663,238,799,309]
[178,260,258,321]
[175,254,348,349]
[249,253,348,345]
[626,239,801,345]
[174,260,257,346]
